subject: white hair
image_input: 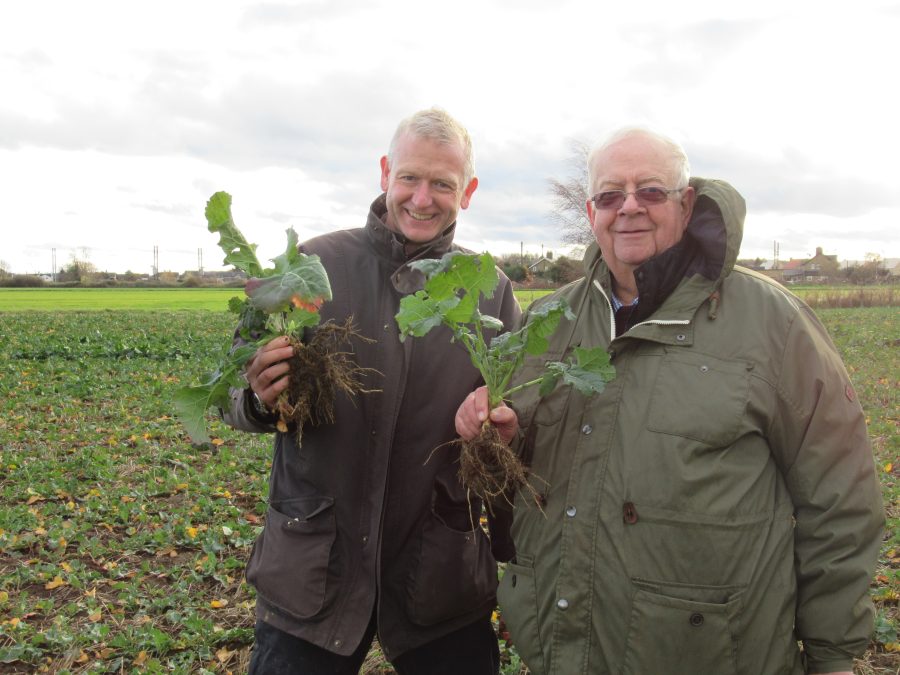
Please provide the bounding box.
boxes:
[587,126,690,195]
[388,107,475,186]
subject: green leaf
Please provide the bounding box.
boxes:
[522,300,575,355]
[476,312,504,332]
[544,346,615,396]
[173,340,257,444]
[244,253,332,314]
[396,292,459,340]
[422,252,498,302]
[538,371,561,397]
[205,192,264,278]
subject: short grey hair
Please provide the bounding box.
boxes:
[587,126,690,195]
[388,107,475,186]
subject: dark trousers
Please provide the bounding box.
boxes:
[248,613,500,675]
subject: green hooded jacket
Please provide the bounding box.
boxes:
[499,177,884,674]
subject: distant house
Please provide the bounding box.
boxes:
[762,247,839,284]
[882,258,900,278]
[528,257,555,275]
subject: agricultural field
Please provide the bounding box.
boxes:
[0,302,897,673]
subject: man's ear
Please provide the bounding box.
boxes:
[380,156,390,192]
[459,177,479,210]
[680,186,696,229]
[586,198,595,223]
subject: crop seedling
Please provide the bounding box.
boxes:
[396,251,615,504]
[174,191,371,445]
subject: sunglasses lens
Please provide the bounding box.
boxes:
[637,187,667,204]
[594,191,624,209]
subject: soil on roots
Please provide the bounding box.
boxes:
[274,317,375,444]
[459,422,538,509]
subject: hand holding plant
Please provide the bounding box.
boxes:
[395,251,615,504]
[174,191,371,445]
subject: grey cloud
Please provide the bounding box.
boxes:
[686,142,899,217]
[628,18,769,85]
[0,61,413,185]
[242,0,371,25]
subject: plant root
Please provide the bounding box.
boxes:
[275,317,377,444]
[458,422,543,512]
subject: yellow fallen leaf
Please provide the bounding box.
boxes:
[26,495,44,505]
[61,562,73,573]
[216,647,235,663]
[85,587,97,598]
[211,437,225,446]
[45,575,67,590]
[34,527,47,536]
[884,642,900,653]
[210,599,229,608]
[134,651,148,666]
[186,527,198,539]
[75,651,89,663]
[88,609,102,622]
[885,462,893,473]
[5,617,19,628]
[0,591,8,603]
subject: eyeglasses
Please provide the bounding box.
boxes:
[590,186,684,210]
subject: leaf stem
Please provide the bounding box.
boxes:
[499,376,543,402]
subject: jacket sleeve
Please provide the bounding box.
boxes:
[769,305,884,672]
[219,326,279,434]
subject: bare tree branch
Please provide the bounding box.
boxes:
[548,139,595,247]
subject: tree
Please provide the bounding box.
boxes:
[548,139,595,247]
[548,256,584,284]
[59,249,97,283]
[0,260,10,278]
[864,253,883,284]
[502,263,531,283]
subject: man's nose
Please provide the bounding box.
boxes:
[410,182,433,207]
[620,191,644,214]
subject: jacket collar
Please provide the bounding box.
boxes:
[365,194,458,265]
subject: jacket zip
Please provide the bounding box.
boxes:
[592,279,690,336]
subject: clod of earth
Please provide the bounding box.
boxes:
[276,317,377,444]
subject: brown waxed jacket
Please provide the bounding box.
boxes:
[223,195,520,660]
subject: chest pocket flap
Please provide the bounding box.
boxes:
[646,350,751,447]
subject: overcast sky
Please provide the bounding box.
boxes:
[2,0,898,275]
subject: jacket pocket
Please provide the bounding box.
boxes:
[405,511,497,626]
[245,496,336,620]
[497,556,545,675]
[621,585,741,675]
[646,350,750,446]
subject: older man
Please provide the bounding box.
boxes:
[456,128,883,674]
[227,108,520,674]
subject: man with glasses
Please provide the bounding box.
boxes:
[227,108,519,674]
[455,127,883,674]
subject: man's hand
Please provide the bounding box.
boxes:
[455,386,519,444]
[245,336,294,409]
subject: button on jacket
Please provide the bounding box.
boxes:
[224,194,520,660]
[499,178,884,675]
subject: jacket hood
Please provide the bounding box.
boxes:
[583,176,746,287]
